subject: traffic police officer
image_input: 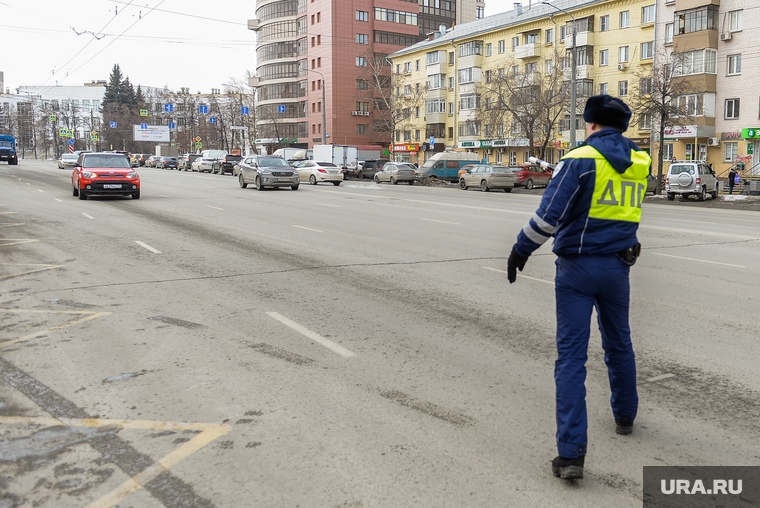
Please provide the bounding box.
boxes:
[507,95,651,480]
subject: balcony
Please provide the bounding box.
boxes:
[563,31,594,48]
[515,43,540,59]
[563,64,591,81]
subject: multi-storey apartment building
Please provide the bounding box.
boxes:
[248,0,485,151]
[389,0,658,165]
[656,0,759,177]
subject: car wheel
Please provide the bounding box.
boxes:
[255,176,264,190]
[309,175,317,185]
[78,187,87,200]
[239,174,247,188]
[291,185,299,190]
[667,193,675,201]
[132,190,140,199]
[390,177,397,185]
[333,181,341,186]
[374,175,380,183]
[72,184,78,197]
[712,186,718,199]
[699,186,706,201]
[459,179,468,190]
[504,187,513,193]
[525,179,534,190]
[408,180,414,185]
[480,180,489,192]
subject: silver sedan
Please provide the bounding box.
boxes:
[374,162,416,185]
[294,161,343,186]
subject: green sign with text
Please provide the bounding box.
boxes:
[741,128,760,139]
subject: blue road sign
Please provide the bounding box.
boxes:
[209,117,216,124]
[430,136,435,146]
[199,105,208,114]
[110,122,117,128]
[169,122,176,129]
[241,107,249,115]
[140,123,148,129]
[68,139,74,145]
[164,104,174,112]
[278,105,286,113]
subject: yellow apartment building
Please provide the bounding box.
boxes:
[388,0,657,166]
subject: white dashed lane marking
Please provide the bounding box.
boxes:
[266,312,356,358]
[135,241,161,254]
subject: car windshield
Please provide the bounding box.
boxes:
[670,164,693,174]
[394,164,416,170]
[259,157,291,167]
[62,154,77,160]
[318,162,338,167]
[83,155,131,169]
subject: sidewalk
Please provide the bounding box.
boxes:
[644,193,760,212]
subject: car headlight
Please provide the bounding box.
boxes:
[82,172,98,178]
[126,172,137,178]
[260,170,271,175]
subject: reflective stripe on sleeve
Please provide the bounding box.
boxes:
[522,221,551,245]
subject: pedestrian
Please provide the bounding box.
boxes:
[728,166,738,195]
[506,95,651,480]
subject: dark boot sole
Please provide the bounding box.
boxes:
[616,425,633,435]
[552,465,584,479]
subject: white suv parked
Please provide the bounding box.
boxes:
[666,161,718,201]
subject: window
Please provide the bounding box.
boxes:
[512,37,519,50]
[458,41,483,57]
[525,33,538,44]
[356,57,368,67]
[486,43,492,56]
[619,46,629,63]
[317,35,321,45]
[427,73,445,89]
[600,49,609,66]
[545,59,553,75]
[498,40,505,53]
[727,55,741,75]
[675,94,704,116]
[448,127,454,139]
[484,97,492,110]
[600,15,609,31]
[317,12,320,22]
[476,6,484,19]
[642,5,655,24]
[449,102,454,114]
[356,10,368,21]
[663,143,673,161]
[639,112,652,129]
[677,6,719,35]
[404,85,411,96]
[729,10,742,32]
[449,52,454,65]
[356,124,368,134]
[415,129,420,141]
[485,70,491,83]
[641,42,654,60]
[674,49,717,76]
[724,142,738,162]
[620,11,630,29]
[665,23,674,44]
[458,121,481,137]
[404,62,412,73]
[526,62,537,74]
[373,7,417,25]
[416,59,420,71]
[425,99,446,114]
[356,79,368,90]
[485,124,492,136]
[459,94,480,110]
[458,67,477,83]
[356,33,368,44]
[640,77,653,94]
[426,51,440,65]
[416,83,420,93]
[511,65,519,77]
[599,82,608,95]
[356,101,369,112]
[317,57,321,67]
[546,28,554,44]
[725,98,740,119]
[619,81,628,96]
[560,25,567,39]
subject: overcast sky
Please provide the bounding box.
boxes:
[1,0,514,95]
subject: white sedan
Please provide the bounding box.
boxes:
[191,157,215,173]
[58,153,78,169]
[294,161,343,186]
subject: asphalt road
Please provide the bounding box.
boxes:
[2,160,760,507]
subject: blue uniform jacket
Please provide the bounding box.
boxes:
[514,128,651,257]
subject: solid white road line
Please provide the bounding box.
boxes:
[135,241,161,254]
[651,252,745,268]
[266,312,356,358]
[55,198,63,202]
[37,189,44,193]
[646,373,675,383]
[207,206,224,211]
[82,213,95,220]
[291,225,323,233]
[316,203,339,207]
[482,266,555,285]
[422,218,459,225]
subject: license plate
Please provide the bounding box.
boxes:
[277,178,291,182]
[103,184,122,189]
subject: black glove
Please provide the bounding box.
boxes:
[507,246,529,283]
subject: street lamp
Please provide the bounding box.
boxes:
[309,69,327,145]
[543,1,577,148]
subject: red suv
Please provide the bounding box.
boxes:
[72,152,141,200]
[510,164,552,189]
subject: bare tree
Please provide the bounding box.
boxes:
[630,49,703,193]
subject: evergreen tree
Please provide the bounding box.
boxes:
[102,64,124,108]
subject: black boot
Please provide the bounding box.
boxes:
[552,455,584,480]
[615,416,634,435]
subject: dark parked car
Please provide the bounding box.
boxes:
[357,159,388,179]
[178,153,201,171]
[156,156,178,169]
[238,155,299,190]
[213,154,242,175]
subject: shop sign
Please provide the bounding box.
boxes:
[663,125,697,138]
[628,137,650,145]
[492,139,508,147]
[393,144,419,152]
[458,140,480,148]
[721,131,743,140]
[741,128,760,139]
[509,137,531,147]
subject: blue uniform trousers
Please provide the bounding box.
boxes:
[554,254,638,458]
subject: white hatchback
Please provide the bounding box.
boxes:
[294,161,343,186]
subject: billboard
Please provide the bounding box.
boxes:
[133,125,170,142]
